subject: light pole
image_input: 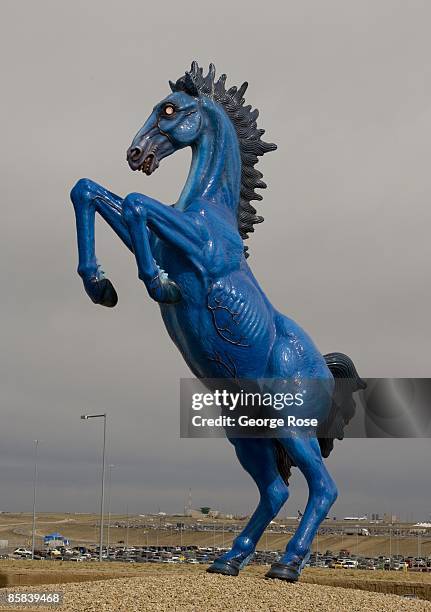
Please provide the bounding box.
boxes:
[125,506,130,550]
[106,464,114,558]
[31,439,39,560]
[81,413,107,562]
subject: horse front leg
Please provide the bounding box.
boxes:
[121,192,207,304]
[70,178,133,307]
[265,437,338,582]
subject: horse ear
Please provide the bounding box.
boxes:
[184,72,199,96]
[169,80,177,92]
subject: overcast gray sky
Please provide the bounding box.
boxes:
[1,0,430,521]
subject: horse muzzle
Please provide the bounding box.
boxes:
[126,145,160,175]
[127,125,175,175]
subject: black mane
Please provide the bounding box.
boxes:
[170,62,277,257]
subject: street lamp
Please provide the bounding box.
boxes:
[106,464,115,558]
[125,505,130,550]
[81,413,107,562]
[31,439,39,560]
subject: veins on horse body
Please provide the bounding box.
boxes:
[207,351,238,379]
[207,295,250,347]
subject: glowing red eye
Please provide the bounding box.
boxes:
[163,104,175,116]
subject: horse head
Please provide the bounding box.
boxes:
[126,88,203,175]
[127,62,277,256]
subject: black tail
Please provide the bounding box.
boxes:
[275,352,366,485]
[318,352,366,458]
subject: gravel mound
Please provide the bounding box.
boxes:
[6,573,430,612]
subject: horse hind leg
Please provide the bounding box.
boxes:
[266,436,337,582]
[207,438,289,577]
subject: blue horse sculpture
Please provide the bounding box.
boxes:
[71,62,364,582]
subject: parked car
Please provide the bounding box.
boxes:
[13,548,31,557]
[342,560,358,569]
[390,561,403,571]
[330,561,344,569]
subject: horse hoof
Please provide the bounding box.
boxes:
[265,562,300,582]
[160,279,182,304]
[150,279,182,304]
[84,278,118,308]
[206,559,240,576]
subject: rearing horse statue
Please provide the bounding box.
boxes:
[71,62,364,582]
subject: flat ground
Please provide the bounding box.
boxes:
[1,558,431,583]
[1,512,430,610]
[0,563,430,612]
[1,512,430,557]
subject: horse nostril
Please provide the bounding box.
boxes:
[128,147,142,161]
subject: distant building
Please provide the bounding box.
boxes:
[188,509,205,519]
[411,522,431,534]
[43,533,69,549]
[344,526,370,536]
[186,508,222,519]
[383,513,397,523]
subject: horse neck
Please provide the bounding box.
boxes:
[176,105,241,220]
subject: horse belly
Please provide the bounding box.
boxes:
[161,273,275,379]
